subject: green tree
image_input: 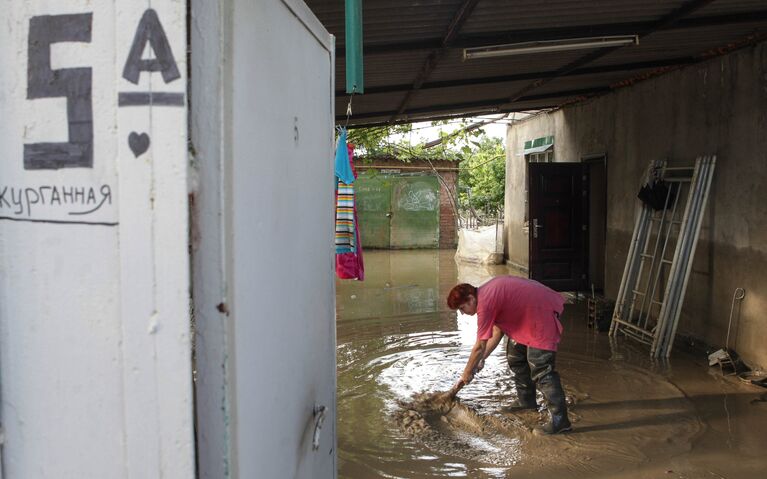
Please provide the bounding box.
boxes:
[346,125,412,157]
[458,136,505,215]
[344,122,506,217]
[345,118,483,161]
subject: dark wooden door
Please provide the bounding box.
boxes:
[528,163,588,291]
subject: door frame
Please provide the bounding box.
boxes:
[582,153,608,294]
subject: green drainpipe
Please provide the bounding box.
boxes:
[345,0,364,94]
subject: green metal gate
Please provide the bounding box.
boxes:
[356,174,392,248]
[356,173,440,249]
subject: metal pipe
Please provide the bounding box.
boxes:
[621,327,655,346]
[610,203,642,334]
[612,317,656,336]
[344,0,364,93]
[653,183,698,355]
[725,288,746,349]
[660,156,710,355]
[664,156,716,357]
[610,158,661,337]
[657,156,710,357]
[656,166,701,356]
[664,177,692,183]
[651,157,702,356]
[610,203,651,336]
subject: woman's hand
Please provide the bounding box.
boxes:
[475,358,485,372]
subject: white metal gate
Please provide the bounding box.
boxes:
[191,1,337,478]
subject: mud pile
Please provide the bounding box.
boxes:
[394,390,500,437]
[394,390,526,466]
[394,391,453,436]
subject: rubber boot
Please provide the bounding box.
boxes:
[508,380,538,410]
[507,348,538,410]
[537,372,572,434]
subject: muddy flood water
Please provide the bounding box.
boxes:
[335,250,767,479]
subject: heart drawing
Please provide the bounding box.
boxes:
[128,132,151,157]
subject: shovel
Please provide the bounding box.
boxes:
[427,371,476,406]
[437,379,465,400]
[420,379,465,413]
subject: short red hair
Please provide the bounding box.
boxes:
[447,283,477,310]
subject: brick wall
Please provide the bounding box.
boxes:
[356,157,459,249]
[438,170,458,249]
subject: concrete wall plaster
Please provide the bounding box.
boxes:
[504,41,767,369]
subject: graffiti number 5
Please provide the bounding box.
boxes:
[24,13,94,170]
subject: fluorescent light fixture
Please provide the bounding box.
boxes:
[463,35,639,60]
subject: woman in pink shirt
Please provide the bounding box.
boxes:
[447,276,571,434]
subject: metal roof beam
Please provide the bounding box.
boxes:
[337,10,767,57]
[339,25,767,127]
[339,87,608,123]
[336,57,695,97]
[389,0,481,123]
[348,108,554,129]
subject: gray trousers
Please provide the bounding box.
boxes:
[505,339,567,415]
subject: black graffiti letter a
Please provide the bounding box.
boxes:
[122,9,180,84]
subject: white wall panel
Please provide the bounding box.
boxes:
[0,1,194,477]
[229,0,336,470]
[191,1,337,478]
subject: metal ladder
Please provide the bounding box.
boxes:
[609,156,716,358]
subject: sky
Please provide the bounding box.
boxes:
[388,111,538,148]
[390,115,509,147]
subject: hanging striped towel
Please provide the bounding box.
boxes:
[335,181,356,253]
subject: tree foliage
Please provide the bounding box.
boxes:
[346,125,412,157]
[344,121,506,214]
[458,136,505,215]
[346,118,484,161]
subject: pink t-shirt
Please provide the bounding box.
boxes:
[476,276,565,351]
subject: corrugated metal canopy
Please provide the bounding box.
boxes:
[305,0,767,127]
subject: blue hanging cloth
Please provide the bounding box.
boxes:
[335,129,355,184]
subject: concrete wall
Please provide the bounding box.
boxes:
[504,41,767,369]
[0,1,194,477]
